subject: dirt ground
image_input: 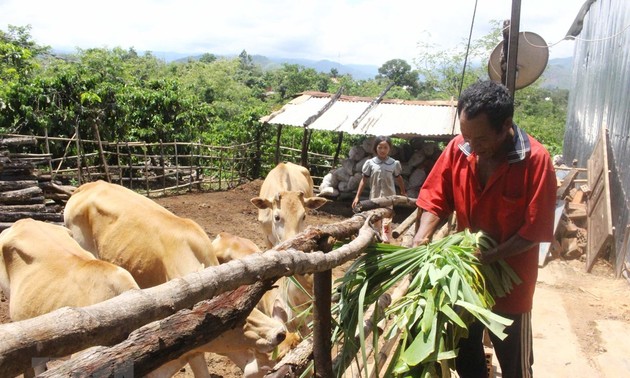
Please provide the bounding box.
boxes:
[1,179,629,377]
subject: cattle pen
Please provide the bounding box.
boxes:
[0,203,405,377]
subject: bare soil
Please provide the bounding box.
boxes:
[1,179,629,377]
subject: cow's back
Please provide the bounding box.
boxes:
[0,218,139,321]
[64,180,218,288]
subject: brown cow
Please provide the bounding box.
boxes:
[250,162,328,248]
[64,180,287,378]
[0,218,139,375]
[250,162,328,336]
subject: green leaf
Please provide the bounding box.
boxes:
[401,316,438,365]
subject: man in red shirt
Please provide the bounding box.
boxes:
[413,80,557,378]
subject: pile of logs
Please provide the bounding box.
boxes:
[318,136,441,199]
[0,136,75,231]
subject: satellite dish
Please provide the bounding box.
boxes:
[488,31,549,90]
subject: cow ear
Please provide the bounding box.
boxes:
[304,197,328,210]
[251,197,272,210]
[272,299,289,323]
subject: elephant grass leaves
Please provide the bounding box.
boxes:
[333,229,521,377]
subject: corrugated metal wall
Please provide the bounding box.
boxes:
[563,0,630,275]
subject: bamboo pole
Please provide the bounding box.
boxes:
[392,208,419,239]
[91,122,111,183]
[160,140,166,196]
[126,142,133,189]
[174,140,179,194]
[74,123,82,185]
[43,128,54,180]
[116,143,123,185]
[142,143,151,195]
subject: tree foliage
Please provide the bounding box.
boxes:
[0,24,567,174]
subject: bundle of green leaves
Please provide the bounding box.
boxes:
[333,229,521,377]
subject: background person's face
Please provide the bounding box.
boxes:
[375,141,390,159]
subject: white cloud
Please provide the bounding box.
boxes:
[1,0,584,66]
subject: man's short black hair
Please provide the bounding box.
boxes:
[457,80,514,132]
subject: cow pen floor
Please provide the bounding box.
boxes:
[1,179,629,377]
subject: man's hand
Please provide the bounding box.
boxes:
[412,236,430,247]
[475,247,499,264]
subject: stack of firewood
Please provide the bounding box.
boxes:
[0,137,75,231]
[549,185,589,260]
[318,136,441,199]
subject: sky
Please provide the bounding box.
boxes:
[1,0,585,67]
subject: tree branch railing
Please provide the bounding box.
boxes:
[0,208,391,377]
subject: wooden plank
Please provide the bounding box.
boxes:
[539,199,566,266]
[586,126,614,272]
[619,225,630,279]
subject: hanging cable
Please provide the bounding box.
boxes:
[458,0,479,98]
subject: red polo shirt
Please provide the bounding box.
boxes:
[417,127,557,313]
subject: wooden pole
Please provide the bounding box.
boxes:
[189,141,194,192]
[174,140,179,193]
[160,140,166,195]
[333,131,344,168]
[126,142,133,189]
[313,235,335,378]
[91,122,111,183]
[300,128,311,168]
[143,142,149,195]
[275,125,283,166]
[392,208,419,239]
[74,122,82,185]
[505,0,522,96]
[116,143,122,185]
[44,128,54,180]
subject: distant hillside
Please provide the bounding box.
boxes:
[119,50,572,90]
[540,57,573,90]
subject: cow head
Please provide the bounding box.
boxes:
[251,191,327,247]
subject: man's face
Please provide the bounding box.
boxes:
[460,112,511,160]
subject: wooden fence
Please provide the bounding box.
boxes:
[1,133,337,196]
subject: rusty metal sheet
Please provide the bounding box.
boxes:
[586,126,614,272]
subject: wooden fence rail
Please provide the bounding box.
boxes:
[1,134,337,195]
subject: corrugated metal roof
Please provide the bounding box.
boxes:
[261,91,460,139]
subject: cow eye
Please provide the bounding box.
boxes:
[274,215,281,222]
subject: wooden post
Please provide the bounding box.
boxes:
[143,142,149,195]
[333,131,344,168]
[174,140,180,193]
[189,142,194,192]
[505,0,522,96]
[313,269,333,377]
[126,142,133,189]
[275,125,283,166]
[300,127,311,168]
[91,122,111,183]
[159,140,166,195]
[219,148,223,190]
[116,143,122,185]
[74,123,82,185]
[44,128,54,180]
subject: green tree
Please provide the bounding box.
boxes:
[377,59,421,96]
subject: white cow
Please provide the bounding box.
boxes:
[250,162,328,248]
[0,218,140,375]
[64,180,287,378]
